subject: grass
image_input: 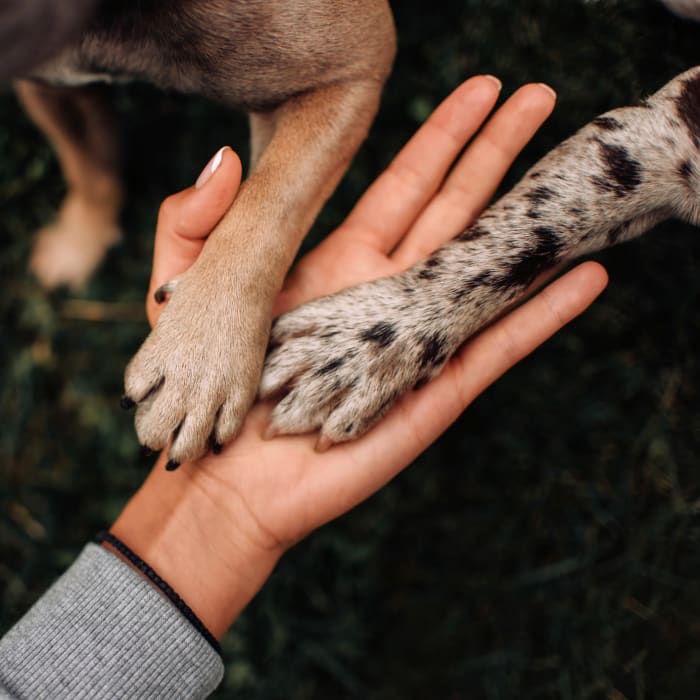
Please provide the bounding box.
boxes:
[1,0,699,697]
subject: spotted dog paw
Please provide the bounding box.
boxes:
[260,272,458,447]
[260,68,700,448]
[123,263,272,466]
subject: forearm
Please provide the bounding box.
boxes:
[110,451,282,639]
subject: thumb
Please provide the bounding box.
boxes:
[147,146,242,325]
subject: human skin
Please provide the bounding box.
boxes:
[109,76,608,639]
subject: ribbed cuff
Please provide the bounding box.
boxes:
[0,543,223,699]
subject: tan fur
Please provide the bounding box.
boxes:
[17,0,395,463]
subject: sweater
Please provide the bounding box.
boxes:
[0,544,224,699]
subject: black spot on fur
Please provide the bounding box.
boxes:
[498,226,564,290]
[360,321,397,348]
[593,142,642,196]
[529,171,542,179]
[425,257,441,268]
[456,223,490,242]
[679,159,694,182]
[607,220,632,245]
[315,356,346,376]
[592,116,624,131]
[676,74,700,146]
[418,332,447,370]
[451,270,494,303]
[524,185,556,205]
[418,268,438,280]
[526,209,542,220]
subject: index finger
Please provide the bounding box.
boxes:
[342,75,503,252]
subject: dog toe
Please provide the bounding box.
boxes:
[259,337,319,398]
[134,390,185,453]
[210,397,247,449]
[166,403,220,464]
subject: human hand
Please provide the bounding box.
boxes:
[114,76,608,638]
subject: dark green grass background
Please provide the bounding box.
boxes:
[2,0,700,697]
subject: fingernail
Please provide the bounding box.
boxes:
[537,83,557,101]
[195,146,226,189]
[483,75,502,91]
[120,395,135,410]
[165,459,181,472]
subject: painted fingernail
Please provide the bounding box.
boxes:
[537,83,557,100]
[165,459,181,472]
[483,75,502,90]
[120,395,135,410]
[195,146,226,189]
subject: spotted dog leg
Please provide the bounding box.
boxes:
[260,67,700,447]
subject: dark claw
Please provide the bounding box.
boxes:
[154,285,169,304]
[120,395,136,410]
[140,445,154,458]
[212,441,223,455]
[165,459,181,472]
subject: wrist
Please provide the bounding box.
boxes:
[110,452,281,639]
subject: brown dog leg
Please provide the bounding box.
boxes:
[124,79,387,465]
[16,80,123,288]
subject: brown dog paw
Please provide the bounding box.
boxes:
[123,265,272,464]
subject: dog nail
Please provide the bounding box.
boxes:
[153,286,168,304]
[165,459,181,472]
[262,424,279,441]
[195,146,226,189]
[120,395,136,410]
[315,435,333,452]
[212,441,223,455]
[140,445,154,457]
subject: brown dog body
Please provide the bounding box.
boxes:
[18,0,395,464]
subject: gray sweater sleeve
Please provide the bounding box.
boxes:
[0,543,224,699]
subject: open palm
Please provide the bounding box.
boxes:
[118,76,607,637]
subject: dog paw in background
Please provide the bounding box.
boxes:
[16,80,124,290]
[29,193,122,289]
[261,67,700,448]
